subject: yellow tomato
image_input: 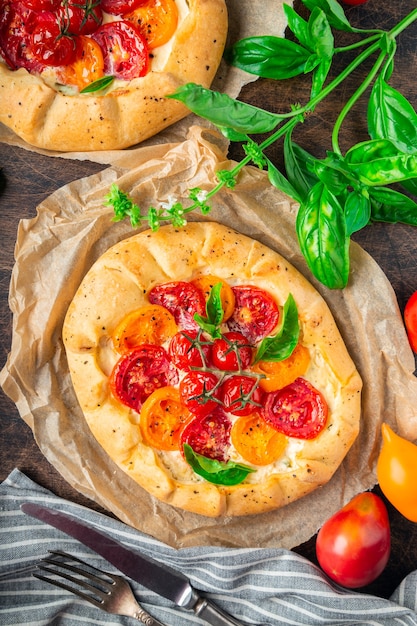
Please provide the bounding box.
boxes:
[231,413,287,466]
[140,387,192,451]
[251,343,311,392]
[112,304,177,353]
[125,0,178,49]
[191,275,236,322]
[377,423,417,522]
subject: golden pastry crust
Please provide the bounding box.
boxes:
[0,0,227,151]
[63,222,362,517]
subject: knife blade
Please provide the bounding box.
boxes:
[21,502,244,626]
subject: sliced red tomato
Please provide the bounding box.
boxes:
[231,413,287,466]
[91,20,149,80]
[30,13,78,66]
[263,377,328,439]
[112,304,177,353]
[168,330,211,371]
[58,0,103,36]
[191,275,235,322]
[180,409,232,462]
[179,370,220,417]
[211,332,253,371]
[140,386,192,451]
[101,0,146,16]
[227,285,280,344]
[22,0,61,8]
[149,281,206,332]
[56,35,104,90]
[251,343,311,392]
[109,344,178,412]
[125,0,178,50]
[221,375,264,416]
[0,2,44,71]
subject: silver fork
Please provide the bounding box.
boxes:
[34,550,166,625]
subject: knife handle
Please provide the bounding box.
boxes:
[194,597,245,626]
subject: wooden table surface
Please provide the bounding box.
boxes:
[1,0,417,601]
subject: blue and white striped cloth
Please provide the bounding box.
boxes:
[1,469,417,626]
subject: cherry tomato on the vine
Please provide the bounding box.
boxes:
[30,14,78,66]
[404,290,417,353]
[221,375,264,416]
[262,378,328,439]
[211,331,253,371]
[21,0,61,9]
[91,21,149,80]
[58,0,103,36]
[316,492,390,588]
[168,331,210,371]
[377,423,417,522]
[179,370,220,417]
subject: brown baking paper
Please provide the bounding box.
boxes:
[2,126,417,549]
[0,0,291,166]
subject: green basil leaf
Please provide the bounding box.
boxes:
[296,181,350,288]
[266,158,303,203]
[368,76,417,154]
[344,190,371,236]
[308,7,334,60]
[346,153,417,186]
[284,132,320,201]
[168,83,281,134]
[401,178,417,196]
[301,0,354,33]
[225,36,311,79]
[345,138,400,164]
[80,76,115,94]
[284,4,312,50]
[314,155,350,194]
[369,187,417,226]
[194,282,223,339]
[254,294,300,363]
[310,58,332,99]
[218,127,250,142]
[183,444,255,486]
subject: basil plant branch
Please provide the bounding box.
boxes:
[107,0,417,290]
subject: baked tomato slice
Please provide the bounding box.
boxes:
[125,0,178,49]
[30,13,78,66]
[251,343,311,392]
[168,330,211,371]
[109,344,178,412]
[100,0,146,16]
[55,35,104,90]
[231,413,287,466]
[227,286,280,344]
[140,386,192,451]
[149,281,206,332]
[0,2,44,71]
[262,377,328,439]
[221,375,264,416]
[18,0,60,8]
[180,410,232,462]
[57,0,103,36]
[91,21,149,80]
[112,304,177,353]
[179,370,220,417]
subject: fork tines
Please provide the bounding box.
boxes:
[34,550,115,609]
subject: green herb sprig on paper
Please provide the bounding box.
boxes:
[106,0,417,290]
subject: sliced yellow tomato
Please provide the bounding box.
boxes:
[140,386,192,450]
[252,343,311,392]
[231,413,287,466]
[57,36,104,91]
[191,275,235,322]
[112,304,177,353]
[125,0,178,50]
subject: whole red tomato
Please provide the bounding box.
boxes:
[316,492,390,588]
[404,291,417,352]
[342,0,368,5]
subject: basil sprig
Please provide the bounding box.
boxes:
[194,282,224,339]
[183,444,256,486]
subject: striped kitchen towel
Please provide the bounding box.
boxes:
[1,469,417,626]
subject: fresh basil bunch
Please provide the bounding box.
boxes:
[166,0,417,289]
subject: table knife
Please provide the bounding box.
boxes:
[21,502,244,626]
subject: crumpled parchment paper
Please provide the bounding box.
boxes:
[2,125,417,549]
[0,0,290,165]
